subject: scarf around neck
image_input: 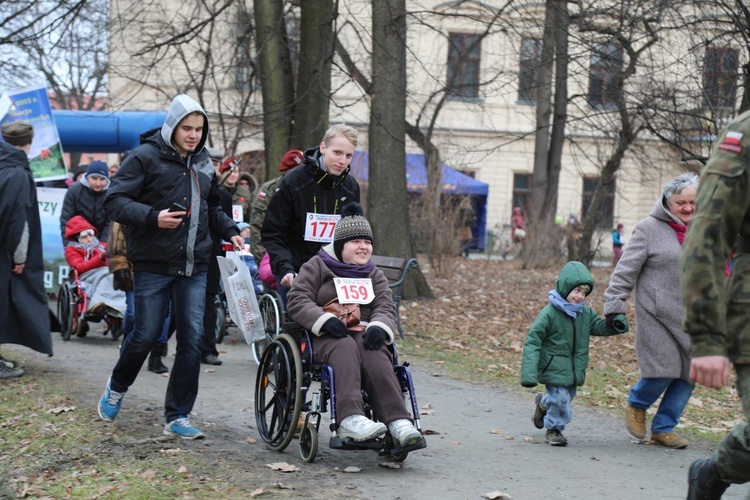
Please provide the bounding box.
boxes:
[666,220,687,245]
[71,237,105,261]
[548,289,585,318]
[318,249,376,278]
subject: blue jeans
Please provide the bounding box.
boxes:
[123,291,170,345]
[628,377,694,434]
[110,271,207,422]
[542,385,577,431]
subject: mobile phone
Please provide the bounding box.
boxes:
[168,202,187,213]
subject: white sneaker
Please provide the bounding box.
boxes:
[338,414,387,441]
[387,419,422,447]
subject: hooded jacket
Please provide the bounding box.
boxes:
[64,215,108,275]
[60,173,111,245]
[261,145,360,278]
[103,95,239,276]
[604,197,692,380]
[521,262,618,388]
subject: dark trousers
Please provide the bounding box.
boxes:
[311,332,411,425]
[201,292,218,357]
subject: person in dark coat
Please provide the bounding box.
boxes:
[60,160,111,245]
[0,121,53,378]
[261,124,361,306]
[97,94,243,439]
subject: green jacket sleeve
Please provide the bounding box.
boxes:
[520,310,550,387]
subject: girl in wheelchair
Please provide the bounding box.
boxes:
[287,202,422,448]
[64,215,127,319]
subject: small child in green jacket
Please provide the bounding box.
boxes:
[520,261,628,446]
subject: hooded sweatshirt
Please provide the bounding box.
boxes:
[103,95,239,276]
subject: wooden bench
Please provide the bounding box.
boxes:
[371,255,419,339]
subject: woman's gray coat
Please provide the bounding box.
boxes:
[603,198,691,381]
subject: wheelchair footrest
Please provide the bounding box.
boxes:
[330,436,384,450]
[382,436,427,456]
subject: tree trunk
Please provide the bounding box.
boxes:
[293,0,334,151]
[369,0,434,300]
[253,0,295,180]
[524,0,567,268]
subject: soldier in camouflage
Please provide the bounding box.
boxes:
[682,109,750,499]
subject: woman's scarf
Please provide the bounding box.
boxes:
[548,289,585,318]
[318,249,376,278]
[666,220,687,245]
[71,237,105,261]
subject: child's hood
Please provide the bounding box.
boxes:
[556,261,594,297]
[65,215,97,241]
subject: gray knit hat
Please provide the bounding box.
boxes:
[1,121,34,146]
[334,202,373,260]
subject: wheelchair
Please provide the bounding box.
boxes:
[56,269,123,341]
[254,322,426,463]
[251,288,285,365]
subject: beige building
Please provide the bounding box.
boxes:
[108,0,734,255]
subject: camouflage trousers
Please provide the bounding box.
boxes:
[715,363,750,484]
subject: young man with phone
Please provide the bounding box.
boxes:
[99,94,243,439]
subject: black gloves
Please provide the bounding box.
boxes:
[322,317,349,338]
[363,326,387,350]
[605,313,629,333]
[112,269,133,292]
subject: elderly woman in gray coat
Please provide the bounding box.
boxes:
[603,173,698,449]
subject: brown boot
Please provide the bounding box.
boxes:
[625,404,646,439]
[651,432,688,449]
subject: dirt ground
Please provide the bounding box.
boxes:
[10,314,750,500]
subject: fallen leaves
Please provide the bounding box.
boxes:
[265,462,299,473]
[46,406,75,415]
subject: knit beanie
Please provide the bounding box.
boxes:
[1,121,34,146]
[279,149,304,172]
[333,202,373,261]
[86,160,109,179]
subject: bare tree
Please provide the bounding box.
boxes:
[0,1,88,47]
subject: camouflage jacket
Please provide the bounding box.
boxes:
[681,108,750,363]
[249,175,283,261]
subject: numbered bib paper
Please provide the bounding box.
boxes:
[334,277,374,304]
[304,213,341,242]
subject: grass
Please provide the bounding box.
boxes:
[0,367,236,498]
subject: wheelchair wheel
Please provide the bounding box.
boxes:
[299,423,318,463]
[111,317,123,341]
[254,333,302,452]
[57,283,75,341]
[215,296,227,344]
[253,293,281,365]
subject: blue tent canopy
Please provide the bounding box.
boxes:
[349,150,488,250]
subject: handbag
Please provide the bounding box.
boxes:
[216,253,265,343]
[515,228,526,240]
[322,298,364,331]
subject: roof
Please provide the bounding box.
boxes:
[349,150,489,196]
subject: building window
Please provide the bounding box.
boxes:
[447,32,481,99]
[512,173,532,217]
[581,177,615,229]
[519,38,543,103]
[703,47,739,111]
[234,10,258,89]
[587,42,622,107]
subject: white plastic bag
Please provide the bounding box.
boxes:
[216,253,264,344]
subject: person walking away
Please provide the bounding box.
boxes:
[97,94,243,439]
[611,223,625,266]
[0,121,53,378]
[249,149,304,262]
[682,110,750,499]
[521,261,628,446]
[261,125,360,307]
[60,160,111,245]
[457,196,475,257]
[604,174,698,449]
